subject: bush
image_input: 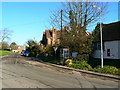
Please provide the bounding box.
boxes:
[26,40,41,57]
[44,45,54,56]
[69,62,120,75]
[28,46,41,57]
[92,65,120,75]
[48,59,60,65]
[69,60,92,70]
[65,59,72,66]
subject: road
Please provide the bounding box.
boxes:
[0,54,119,88]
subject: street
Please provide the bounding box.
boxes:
[0,54,119,88]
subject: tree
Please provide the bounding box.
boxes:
[0,42,9,50]
[50,2,107,30]
[0,28,12,43]
[49,1,107,58]
[9,42,17,50]
[26,40,41,57]
[44,45,54,56]
[62,28,93,54]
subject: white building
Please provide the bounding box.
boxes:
[12,45,26,53]
[93,21,120,59]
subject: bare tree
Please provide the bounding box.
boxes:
[49,1,108,30]
[49,1,108,57]
[0,28,12,43]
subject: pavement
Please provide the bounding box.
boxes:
[0,53,120,88]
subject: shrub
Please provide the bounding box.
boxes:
[65,59,72,66]
[79,60,92,70]
[26,40,41,57]
[48,59,60,64]
[93,65,120,75]
[44,45,54,56]
[69,60,92,70]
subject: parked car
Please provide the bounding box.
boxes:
[21,50,25,55]
[21,50,30,57]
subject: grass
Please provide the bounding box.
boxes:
[0,50,13,56]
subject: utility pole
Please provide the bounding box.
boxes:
[60,9,64,65]
[60,9,63,47]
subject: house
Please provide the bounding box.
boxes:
[12,45,26,53]
[41,27,61,46]
[41,26,91,47]
[93,21,120,59]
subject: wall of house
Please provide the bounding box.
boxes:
[118,41,120,59]
[52,29,56,46]
[104,41,119,59]
[93,41,120,59]
[47,38,52,45]
[92,50,101,58]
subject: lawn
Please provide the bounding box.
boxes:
[0,50,13,56]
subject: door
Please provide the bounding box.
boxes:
[107,49,110,56]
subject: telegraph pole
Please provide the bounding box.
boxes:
[60,9,63,47]
[60,9,64,65]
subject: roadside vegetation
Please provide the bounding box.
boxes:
[68,60,120,75]
[92,65,119,75]
[0,50,13,56]
[25,39,120,75]
[40,57,120,75]
[38,50,120,75]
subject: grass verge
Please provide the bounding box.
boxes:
[0,50,13,56]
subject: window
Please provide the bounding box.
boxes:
[94,42,104,50]
[97,43,101,50]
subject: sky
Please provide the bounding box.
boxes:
[1,2,119,45]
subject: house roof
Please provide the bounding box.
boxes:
[102,21,120,41]
[44,29,61,39]
[45,30,52,39]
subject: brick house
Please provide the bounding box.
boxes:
[41,27,61,46]
[41,26,90,47]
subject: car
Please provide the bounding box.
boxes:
[25,51,30,56]
[21,51,30,57]
[21,50,25,56]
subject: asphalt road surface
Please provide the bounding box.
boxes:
[0,54,119,88]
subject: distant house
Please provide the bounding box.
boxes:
[41,27,61,46]
[12,45,26,53]
[93,21,120,59]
